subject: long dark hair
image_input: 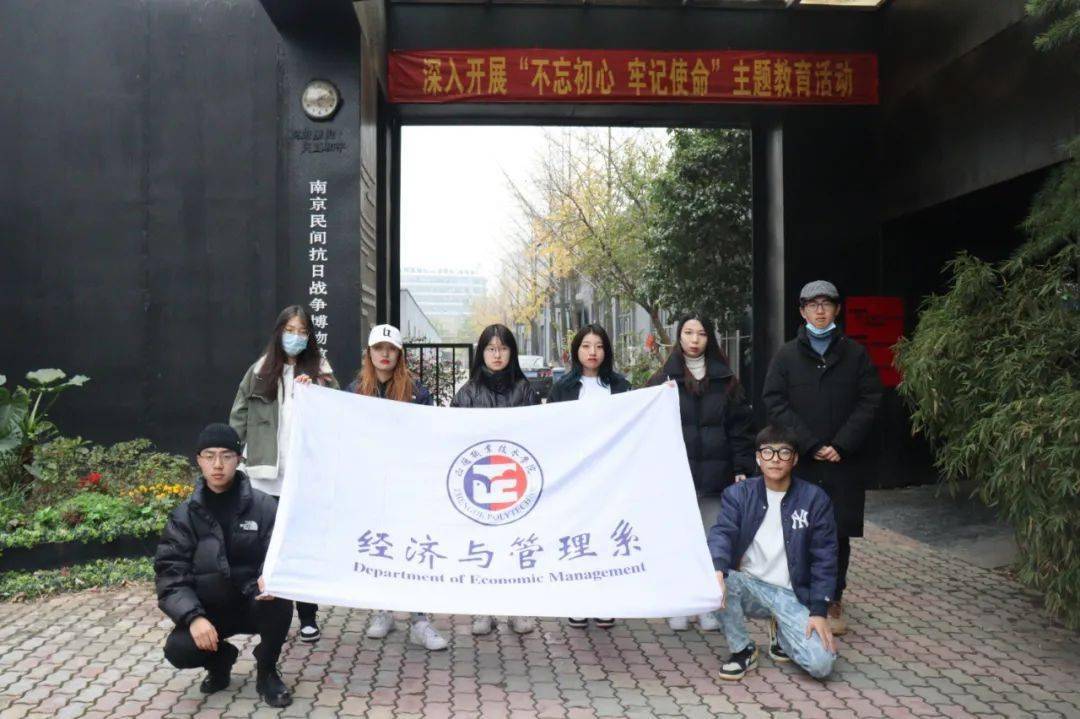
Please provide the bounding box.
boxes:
[469,324,526,384]
[254,305,327,400]
[656,312,739,397]
[566,323,616,388]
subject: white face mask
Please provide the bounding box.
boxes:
[281,332,308,356]
[805,322,837,338]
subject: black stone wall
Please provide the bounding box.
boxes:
[0,0,368,453]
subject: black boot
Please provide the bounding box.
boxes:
[199,642,239,694]
[256,663,292,708]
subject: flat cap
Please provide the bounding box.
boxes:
[799,280,840,303]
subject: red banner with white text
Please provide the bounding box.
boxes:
[389,49,878,105]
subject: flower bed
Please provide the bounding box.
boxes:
[1,371,194,596]
[0,438,193,574]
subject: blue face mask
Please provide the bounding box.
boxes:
[281,332,308,357]
[805,322,837,338]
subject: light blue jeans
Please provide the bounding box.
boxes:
[719,570,836,679]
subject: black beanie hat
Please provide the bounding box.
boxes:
[196,423,242,454]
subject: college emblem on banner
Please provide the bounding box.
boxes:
[447,440,544,526]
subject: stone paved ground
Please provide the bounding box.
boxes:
[1,524,1078,719]
[865,482,1017,571]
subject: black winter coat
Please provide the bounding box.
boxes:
[761,326,883,537]
[450,371,540,408]
[344,377,434,405]
[547,371,632,402]
[648,354,756,495]
[155,472,279,626]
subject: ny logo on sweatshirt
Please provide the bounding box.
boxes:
[791,509,809,530]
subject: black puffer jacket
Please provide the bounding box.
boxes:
[450,368,540,408]
[648,354,756,495]
[761,326,882,537]
[155,472,278,626]
[345,377,434,405]
[547,371,632,402]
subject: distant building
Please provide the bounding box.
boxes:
[402,267,487,335]
[399,288,442,342]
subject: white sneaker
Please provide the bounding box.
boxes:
[298,623,320,643]
[471,615,494,635]
[667,616,690,631]
[510,616,536,634]
[408,619,448,650]
[366,610,395,639]
[697,612,720,631]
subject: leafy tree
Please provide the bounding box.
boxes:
[895,7,1080,627]
[1027,0,1080,51]
[508,128,672,345]
[464,292,511,340]
[644,129,752,336]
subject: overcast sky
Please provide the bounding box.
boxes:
[401,126,547,282]
[400,126,669,285]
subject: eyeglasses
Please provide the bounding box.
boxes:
[758,446,795,462]
[484,345,508,355]
[802,300,836,311]
[198,451,239,464]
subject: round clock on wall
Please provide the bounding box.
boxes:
[301,79,341,121]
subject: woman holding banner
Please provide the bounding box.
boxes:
[452,324,541,635]
[346,323,449,651]
[647,313,756,633]
[547,323,632,630]
[229,305,339,644]
[451,324,540,409]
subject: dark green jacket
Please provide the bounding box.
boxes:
[228,355,338,484]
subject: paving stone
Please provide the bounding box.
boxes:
[589,698,626,717]
[1,527,1078,719]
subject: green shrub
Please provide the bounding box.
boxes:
[617,342,664,389]
[55,493,138,526]
[17,436,192,513]
[19,436,93,509]
[0,484,26,525]
[0,557,154,602]
[1,491,179,551]
[894,141,1080,629]
[85,439,193,495]
[32,505,62,528]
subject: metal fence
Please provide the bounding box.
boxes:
[404,343,474,406]
[717,332,753,381]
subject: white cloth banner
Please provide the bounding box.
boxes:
[263,382,722,618]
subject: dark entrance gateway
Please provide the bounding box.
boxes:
[2,0,1076,488]
[382,2,882,423]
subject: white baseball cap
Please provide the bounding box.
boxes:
[367,324,403,350]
